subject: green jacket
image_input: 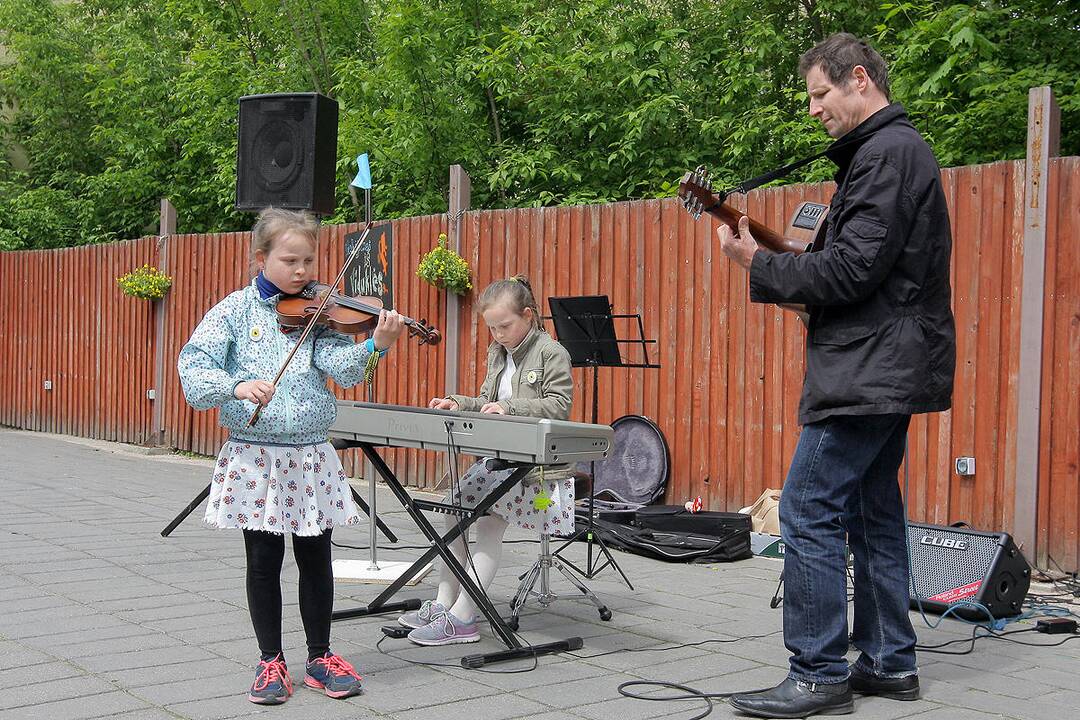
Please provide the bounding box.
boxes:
[449,327,573,419]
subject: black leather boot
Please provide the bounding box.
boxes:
[848,665,920,700]
[728,677,853,718]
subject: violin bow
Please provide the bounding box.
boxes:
[247,219,375,426]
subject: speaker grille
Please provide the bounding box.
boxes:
[907,524,998,603]
[251,118,303,190]
[235,93,338,215]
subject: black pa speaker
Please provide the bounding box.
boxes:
[236,92,338,216]
[907,522,1031,622]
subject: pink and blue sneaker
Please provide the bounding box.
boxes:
[304,652,363,699]
[248,654,292,704]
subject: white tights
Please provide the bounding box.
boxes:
[434,513,509,622]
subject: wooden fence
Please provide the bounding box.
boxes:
[1,158,1077,570]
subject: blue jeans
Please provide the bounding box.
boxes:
[780,413,917,684]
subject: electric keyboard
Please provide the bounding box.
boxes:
[329,401,613,465]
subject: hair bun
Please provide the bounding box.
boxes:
[512,275,533,292]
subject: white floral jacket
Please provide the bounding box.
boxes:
[177,279,375,445]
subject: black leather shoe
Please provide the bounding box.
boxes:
[728,677,853,718]
[848,665,920,700]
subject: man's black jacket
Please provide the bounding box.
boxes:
[749,104,956,424]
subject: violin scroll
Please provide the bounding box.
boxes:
[410,320,441,346]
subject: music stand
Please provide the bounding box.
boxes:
[547,295,659,587]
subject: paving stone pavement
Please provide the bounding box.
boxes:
[2,428,1078,719]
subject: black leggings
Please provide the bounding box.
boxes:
[244,529,334,662]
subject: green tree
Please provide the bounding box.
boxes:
[1,0,1076,249]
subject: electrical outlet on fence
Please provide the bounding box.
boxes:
[955,456,976,476]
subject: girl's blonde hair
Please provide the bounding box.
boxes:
[476,275,543,329]
[250,208,318,270]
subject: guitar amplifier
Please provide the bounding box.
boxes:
[906,522,1031,622]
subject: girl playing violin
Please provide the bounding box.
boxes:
[399,275,576,645]
[177,208,405,705]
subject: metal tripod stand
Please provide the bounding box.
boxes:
[507,532,611,629]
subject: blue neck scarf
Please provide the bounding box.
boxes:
[255,272,283,300]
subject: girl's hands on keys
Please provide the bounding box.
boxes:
[428,397,458,411]
[235,380,276,406]
[372,309,406,351]
[480,402,506,415]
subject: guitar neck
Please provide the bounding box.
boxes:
[705,202,809,255]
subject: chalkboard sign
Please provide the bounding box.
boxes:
[343,224,393,309]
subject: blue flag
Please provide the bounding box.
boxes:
[351,153,372,189]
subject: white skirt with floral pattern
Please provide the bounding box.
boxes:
[204,440,360,536]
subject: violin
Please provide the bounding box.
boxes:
[276,282,441,345]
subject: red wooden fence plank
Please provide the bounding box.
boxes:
[1044,159,1080,569]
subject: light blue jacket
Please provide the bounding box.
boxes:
[177,280,375,445]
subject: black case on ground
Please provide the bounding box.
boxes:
[577,505,752,563]
[634,505,752,535]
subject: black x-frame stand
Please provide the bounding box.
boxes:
[330,440,583,668]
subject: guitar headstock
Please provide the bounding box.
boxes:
[677,165,720,220]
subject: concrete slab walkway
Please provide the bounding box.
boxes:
[2,428,1077,719]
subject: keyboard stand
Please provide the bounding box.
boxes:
[330,440,583,667]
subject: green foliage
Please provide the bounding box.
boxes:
[116,263,173,300]
[0,176,106,250]
[416,232,472,295]
[876,1,1080,166]
[0,0,1076,249]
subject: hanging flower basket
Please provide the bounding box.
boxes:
[117,264,173,300]
[416,233,472,295]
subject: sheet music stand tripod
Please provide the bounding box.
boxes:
[547,295,660,587]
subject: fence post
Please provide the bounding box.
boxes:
[1014,86,1060,565]
[446,165,471,396]
[151,198,176,447]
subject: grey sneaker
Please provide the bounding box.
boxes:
[398,600,447,629]
[248,654,292,704]
[407,610,480,646]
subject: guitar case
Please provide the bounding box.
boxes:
[635,505,752,537]
[589,516,752,564]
